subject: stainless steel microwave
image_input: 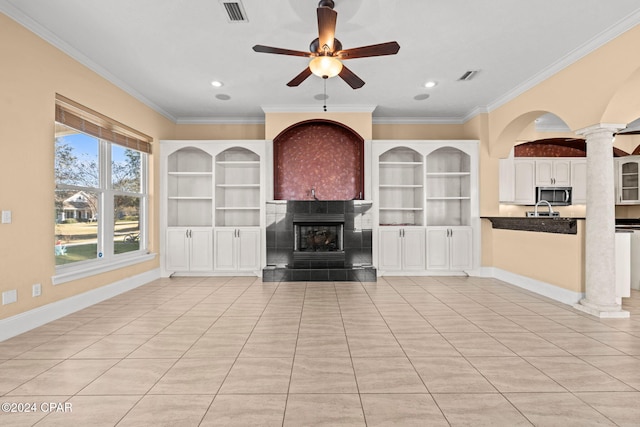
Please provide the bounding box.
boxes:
[536,187,572,206]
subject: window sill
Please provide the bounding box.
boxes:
[52,252,157,285]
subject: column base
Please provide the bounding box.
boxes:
[573,298,629,318]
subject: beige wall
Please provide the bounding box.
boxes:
[488,221,585,293]
[265,112,373,140]
[0,14,174,319]
[174,123,265,140]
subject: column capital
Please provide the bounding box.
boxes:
[575,123,626,137]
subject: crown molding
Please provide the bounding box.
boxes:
[261,104,377,114]
[372,116,465,125]
[176,116,265,125]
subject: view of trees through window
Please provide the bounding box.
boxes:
[54,124,145,266]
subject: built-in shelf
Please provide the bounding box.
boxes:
[215,147,261,227]
[378,147,424,226]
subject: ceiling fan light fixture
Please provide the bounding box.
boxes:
[309,56,343,79]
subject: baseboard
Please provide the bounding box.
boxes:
[0,268,160,342]
[486,267,584,306]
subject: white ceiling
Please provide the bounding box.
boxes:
[3,0,640,124]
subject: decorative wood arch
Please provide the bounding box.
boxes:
[273,119,365,200]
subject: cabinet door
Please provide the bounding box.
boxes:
[571,159,587,204]
[214,228,237,270]
[426,228,449,270]
[378,228,402,271]
[166,228,189,271]
[449,227,472,271]
[402,228,426,270]
[553,160,571,186]
[618,159,640,204]
[499,157,514,203]
[237,228,261,271]
[535,160,554,186]
[514,160,535,204]
[190,228,214,271]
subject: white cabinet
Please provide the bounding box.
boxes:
[426,227,472,271]
[378,227,425,271]
[214,227,261,272]
[161,140,265,276]
[616,157,640,204]
[166,228,213,272]
[503,157,586,205]
[373,140,479,275]
[513,159,536,204]
[535,159,571,187]
[571,159,587,204]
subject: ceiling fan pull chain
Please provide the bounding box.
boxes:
[323,78,327,112]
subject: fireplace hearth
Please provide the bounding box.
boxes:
[263,201,376,282]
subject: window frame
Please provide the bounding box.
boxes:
[53,99,154,285]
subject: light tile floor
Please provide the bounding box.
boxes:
[1,276,639,426]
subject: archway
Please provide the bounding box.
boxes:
[273,119,365,200]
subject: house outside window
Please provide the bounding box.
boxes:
[54,95,151,276]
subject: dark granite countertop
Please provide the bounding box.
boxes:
[482,217,579,234]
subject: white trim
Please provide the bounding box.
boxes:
[372,116,465,125]
[52,252,156,285]
[0,268,161,342]
[176,116,266,125]
[261,104,377,114]
[487,267,584,306]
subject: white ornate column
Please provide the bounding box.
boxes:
[574,123,629,318]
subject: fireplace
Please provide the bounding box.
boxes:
[293,213,345,268]
[263,201,376,282]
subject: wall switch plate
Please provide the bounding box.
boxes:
[1,210,11,224]
[2,289,17,305]
[32,283,41,297]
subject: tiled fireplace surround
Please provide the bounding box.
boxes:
[263,120,375,282]
[263,201,376,282]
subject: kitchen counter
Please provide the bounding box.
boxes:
[483,217,581,234]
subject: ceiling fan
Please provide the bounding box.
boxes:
[252,0,400,89]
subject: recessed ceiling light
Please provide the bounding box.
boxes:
[424,81,437,88]
[414,94,430,101]
[215,94,231,101]
[211,81,224,87]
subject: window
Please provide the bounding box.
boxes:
[54,95,152,281]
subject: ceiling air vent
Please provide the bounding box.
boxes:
[458,70,480,81]
[221,1,248,22]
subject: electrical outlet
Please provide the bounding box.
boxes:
[1,210,11,224]
[2,289,17,305]
[32,283,42,297]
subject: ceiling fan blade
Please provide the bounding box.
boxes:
[287,67,313,87]
[338,65,365,89]
[317,6,337,52]
[336,41,400,59]
[253,45,312,58]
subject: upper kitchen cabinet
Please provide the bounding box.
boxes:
[616,156,640,204]
[500,156,586,205]
[535,159,571,187]
[376,146,424,226]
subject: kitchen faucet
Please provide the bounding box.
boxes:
[534,200,554,217]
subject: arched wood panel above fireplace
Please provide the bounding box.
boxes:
[273,120,364,200]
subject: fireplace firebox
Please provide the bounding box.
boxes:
[293,213,345,268]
